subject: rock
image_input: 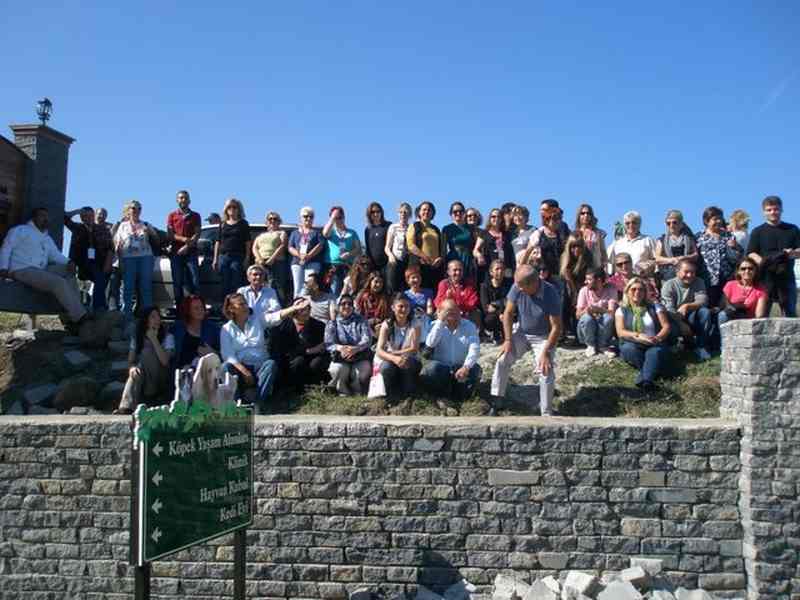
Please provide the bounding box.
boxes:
[415,586,444,600]
[108,340,130,355]
[99,381,125,408]
[675,590,713,600]
[68,406,104,415]
[630,558,662,577]
[23,383,58,407]
[493,574,531,600]
[350,588,373,600]
[64,350,91,369]
[523,580,558,600]
[541,577,560,596]
[620,566,649,590]
[562,572,599,598]
[650,591,676,600]
[53,377,99,412]
[597,581,642,600]
[444,579,476,600]
[12,329,35,341]
[79,310,124,348]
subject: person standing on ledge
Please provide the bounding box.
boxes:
[166,190,202,310]
[491,264,562,416]
[64,205,113,312]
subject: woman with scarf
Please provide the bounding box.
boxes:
[325,295,373,395]
[614,277,672,392]
[655,209,698,284]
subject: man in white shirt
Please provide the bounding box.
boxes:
[421,298,481,402]
[0,208,88,326]
[237,265,281,323]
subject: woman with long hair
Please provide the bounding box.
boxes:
[374,294,421,396]
[287,206,324,297]
[384,202,412,294]
[479,259,512,344]
[114,306,174,414]
[559,233,593,340]
[355,270,391,336]
[511,205,536,266]
[406,201,446,290]
[340,255,373,298]
[654,209,698,283]
[573,203,607,270]
[728,209,751,254]
[171,295,220,370]
[480,207,515,278]
[695,206,742,308]
[718,257,768,326]
[614,277,672,391]
[113,200,160,317]
[364,202,391,280]
[252,211,289,306]
[213,198,251,296]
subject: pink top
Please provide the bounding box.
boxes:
[723,281,767,318]
[576,283,619,313]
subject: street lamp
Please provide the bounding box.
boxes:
[36,98,52,126]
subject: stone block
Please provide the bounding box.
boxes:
[597,580,642,600]
[63,350,91,369]
[522,580,557,600]
[650,592,676,600]
[619,566,649,589]
[493,574,532,600]
[639,471,665,487]
[24,384,58,406]
[538,552,568,570]
[562,571,598,597]
[630,557,663,576]
[488,469,540,486]
[675,590,713,600]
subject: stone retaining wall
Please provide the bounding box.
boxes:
[0,415,744,599]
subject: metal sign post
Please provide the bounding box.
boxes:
[129,400,254,599]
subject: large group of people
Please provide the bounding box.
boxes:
[1,191,799,416]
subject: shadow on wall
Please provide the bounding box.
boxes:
[419,551,462,590]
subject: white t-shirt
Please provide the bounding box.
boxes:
[386,223,408,260]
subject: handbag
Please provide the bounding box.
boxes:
[367,363,386,399]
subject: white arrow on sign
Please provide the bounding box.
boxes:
[152,499,163,514]
[152,471,163,487]
[151,528,162,543]
[152,442,163,457]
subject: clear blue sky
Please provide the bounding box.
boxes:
[4,1,799,237]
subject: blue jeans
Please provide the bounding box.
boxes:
[224,360,276,411]
[620,341,670,385]
[89,261,109,311]
[170,254,200,307]
[121,255,155,316]
[420,360,481,401]
[219,254,245,297]
[685,307,712,351]
[577,313,615,349]
[329,264,349,297]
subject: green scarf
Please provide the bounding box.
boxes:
[631,305,647,333]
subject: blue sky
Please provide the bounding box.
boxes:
[3,1,799,238]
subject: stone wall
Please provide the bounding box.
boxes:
[0,415,745,599]
[720,319,800,600]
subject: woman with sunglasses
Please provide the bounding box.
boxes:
[574,204,608,270]
[252,211,289,306]
[443,201,482,282]
[113,200,161,317]
[364,202,391,282]
[655,210,698,284]
[718,258,768,326]
[322,206,362,297]
[288,206,324,297]
[609,252,660,302]
[607,211,657,276]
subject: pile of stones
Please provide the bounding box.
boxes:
[349,560,741,600]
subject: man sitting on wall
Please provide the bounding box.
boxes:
[0,207,91,332]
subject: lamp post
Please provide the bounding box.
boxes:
[36,98,52,126]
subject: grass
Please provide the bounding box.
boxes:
[558,352,722,419]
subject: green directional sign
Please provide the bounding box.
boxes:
[132,400,254,565]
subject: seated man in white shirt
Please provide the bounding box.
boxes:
[0,208,89,330]
[237,264,281,323]
[420,298,481,402]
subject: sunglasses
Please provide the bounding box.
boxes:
[666,220,679,225]
[370,209,382,214]
[452,209,464,215]
[268,217,279,222]
[580,211,591,215]
[624,221,636,225]
[302,214,313,219]
[466,213,477,218]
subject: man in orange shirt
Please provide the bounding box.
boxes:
[434,260,481,328]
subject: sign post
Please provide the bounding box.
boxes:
[130,400,253,599]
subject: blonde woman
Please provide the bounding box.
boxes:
[614,277,672,391]
[728,209,750,255]
[213,198,251,296]
[113,200,160,316]
[252,211,289,305]
[288,206,324,297]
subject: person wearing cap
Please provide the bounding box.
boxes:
[490,264,562,416]
[166,190,202,309]
[237,264,281,324]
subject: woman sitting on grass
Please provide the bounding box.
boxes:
[325,295,372,396]
[614,277,672,392]
[374,294,421,396]
[114,306,174,414]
